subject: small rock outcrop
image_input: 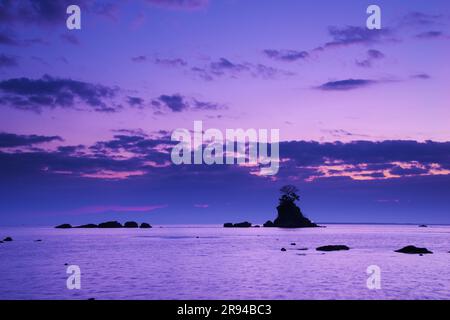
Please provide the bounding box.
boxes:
[263,220,274,227]
[224,222,252,228]
[3,237,13,242]
[140,223,152,228]
[264,185,319,228]
[281,248,287,252]
[75,224,98,228]
[395,245,433,254]
[124,221,138,228]
[316,245,350,252]
[234,221,252,228]
[55,224,72,229]
[98,221,122,228]
[418,224,428,228]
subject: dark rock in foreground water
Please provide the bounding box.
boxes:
[316,245,350,252]
[55,224,72,229]
[140,223,152,228]
[98,221,122,228]
[395,245,433,254]
[3,237,13,242]
[75,224,98,228]
[281,248,287,252]
[223,222,252,228]
[124,221,138,228]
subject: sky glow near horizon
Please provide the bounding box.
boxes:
[0,0,450,225]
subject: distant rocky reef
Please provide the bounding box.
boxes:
[223,221,252,228]
[55,221,152,229]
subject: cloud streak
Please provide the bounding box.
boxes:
[317,79,376,91]
[356,49,385,68]
[0,75,118,113]
[263,49,309,62]
[192,57,295,81]
[152,94,225,113]
[0,132,62,148]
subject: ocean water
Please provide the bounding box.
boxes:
[0,224,449,300]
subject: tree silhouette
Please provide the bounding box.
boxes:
[279,185,300,205]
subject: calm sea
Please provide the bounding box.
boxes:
[0,224,449,299]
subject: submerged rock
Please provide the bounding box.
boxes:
[3,237,13,242]
[75,224,98,228]
[55,224,72,229]
[316,245,350,252]
[124,221,138,228]
[395,245,433,254]
[98,221,122,228]
[290,242,296,246]
[281,248,287,252]
[140,223,152,228]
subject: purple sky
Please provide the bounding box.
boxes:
[1,0,450,225]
